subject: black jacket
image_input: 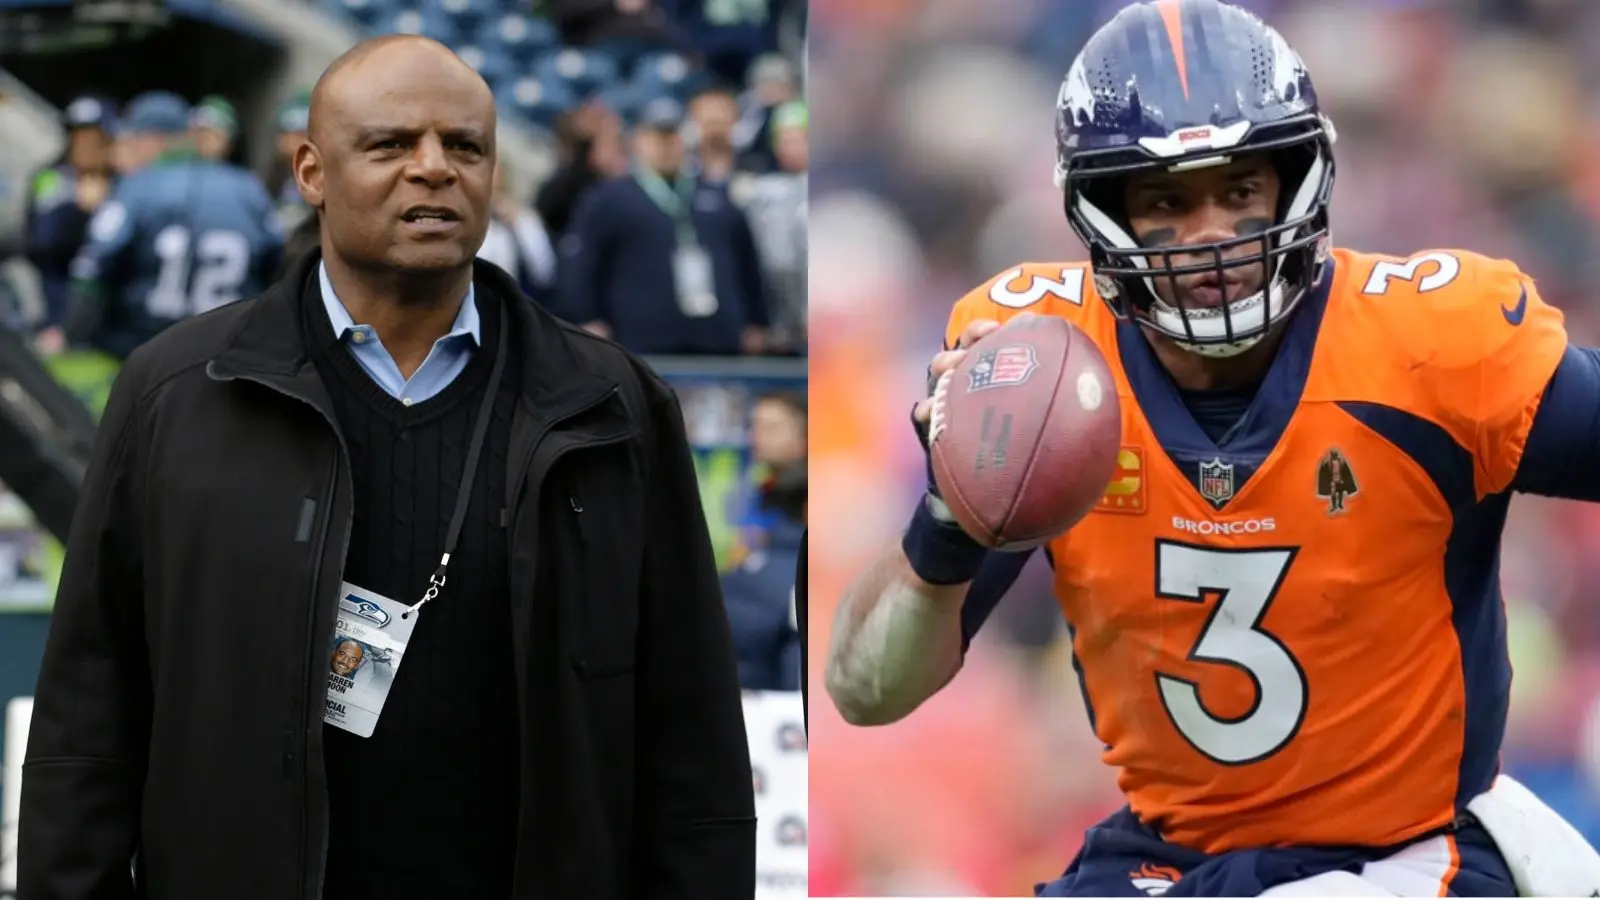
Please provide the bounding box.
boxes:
[19,252,756,899]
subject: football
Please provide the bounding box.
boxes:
[928,313,1122,551]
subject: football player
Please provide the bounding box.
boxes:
[67,91,284,360]
[824,1,1600,896]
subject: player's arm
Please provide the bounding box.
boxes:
[1418,257,1592,501]
[825,314,1030,726]
[826,541,1031,726]
[23,170,83,271]
[64,189,138,348]
[1511,344,1600,499]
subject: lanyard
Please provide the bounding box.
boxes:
[401,315,508,620]
[634,168,699,247]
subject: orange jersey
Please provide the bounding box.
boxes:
[944,248,1567,854]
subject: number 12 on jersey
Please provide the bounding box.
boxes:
[1154,542,1307,765]
[146,225,252,319]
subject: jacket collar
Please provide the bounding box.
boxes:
[210,248,618,418]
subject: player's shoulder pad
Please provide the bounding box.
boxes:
[945,261,1101,349]
[220,161,264,191]
[108,166,158,204]
[1340,247,1563,373]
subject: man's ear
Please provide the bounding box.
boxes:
[293,140,325,210]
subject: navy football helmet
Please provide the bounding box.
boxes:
[1054,0,1335,357]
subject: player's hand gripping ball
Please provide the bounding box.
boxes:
[928,314,1121,551]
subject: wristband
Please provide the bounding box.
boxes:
[902,495,987,585]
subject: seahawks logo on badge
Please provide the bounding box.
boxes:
[340,594,391,627]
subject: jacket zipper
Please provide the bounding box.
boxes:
[218,369,348,900]
[211,372,624,898]
[298,443,340,900]
[505,387,626,894]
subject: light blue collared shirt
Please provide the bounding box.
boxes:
[319,261,481,406]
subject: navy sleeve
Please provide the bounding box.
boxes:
[959,549,1033,653]
[1512,344,1600,500]
[729,206,770,328]
[554,189,611,325]
[28,202,89,270]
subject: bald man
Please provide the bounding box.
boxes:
[20,36,755,900]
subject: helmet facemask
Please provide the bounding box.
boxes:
[1060,118,1336,358]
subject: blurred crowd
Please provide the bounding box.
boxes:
[0,0,804,692]
[3,0,808,363]
[807,0,1600,895]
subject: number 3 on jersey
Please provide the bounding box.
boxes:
[1154,542,1307,765]
[1361,251,1461,296]
[988,266,1086,309]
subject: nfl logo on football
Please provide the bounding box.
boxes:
[967,344,1039,392]
[1198,458,1235,506]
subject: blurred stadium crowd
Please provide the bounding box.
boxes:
[808,0,1600,895]
[0,0,805,695]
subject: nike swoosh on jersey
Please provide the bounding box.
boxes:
[1502,284,1528,326]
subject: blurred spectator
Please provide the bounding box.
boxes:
[687,82,743,187]
[734,53,800,173]
[108,122,138,177]
[669,0,789,86]
[556,96,768,354]
[541,0,696,58]
[66,91,284,360]
[739,388,806,538]
[534,99,629,238]
[720,452,804,692]
[268,89,313,233]
[189,95,240,163]
[24,94,117,356]
[731,98,806,352]
[478,161,559,298]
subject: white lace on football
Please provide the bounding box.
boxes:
[927,368,954,444]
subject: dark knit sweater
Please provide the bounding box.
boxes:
[304,282,521,899]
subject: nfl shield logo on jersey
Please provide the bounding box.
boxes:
[967,344,1039,392]
[1198,458,1235,507]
